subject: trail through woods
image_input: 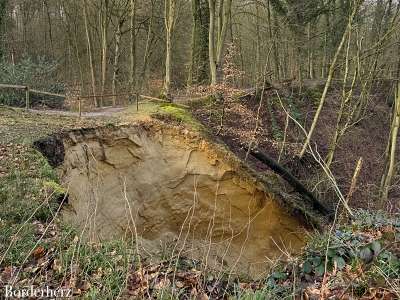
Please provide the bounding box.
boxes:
[28,106,126,117]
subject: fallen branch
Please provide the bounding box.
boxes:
[247,147,332,218]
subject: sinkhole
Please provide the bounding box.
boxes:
[35,121,309,276]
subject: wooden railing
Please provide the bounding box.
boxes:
[0,83,181,117]
[0,84,66,110]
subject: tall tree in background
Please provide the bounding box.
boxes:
[188,0,209,85]
[136,0,155,95]
[112,1,130,106]
[163,0,179,100]
[0,0,7,58]
[208,0,232,85]
[130,0,137,93]
[83,0,98,106]
[62,1,85,90]
[100,0,110,107]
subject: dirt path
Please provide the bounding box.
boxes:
[28,106,126,117]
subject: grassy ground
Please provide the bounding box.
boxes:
[0,104,399,299]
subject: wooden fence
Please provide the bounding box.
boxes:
[0,84,66,111]
[0,83,176,117]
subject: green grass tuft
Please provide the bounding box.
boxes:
[158,103,203,130]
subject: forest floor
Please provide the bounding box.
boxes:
[0,93,399,299]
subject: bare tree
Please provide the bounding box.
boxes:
[208,0,232,85]
[100,0,110,107]
[83,0,98,106]
[111,1,129,106]
[162,0,181,100]
[130,0,137,93]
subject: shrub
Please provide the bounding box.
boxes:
[0,57,65,108]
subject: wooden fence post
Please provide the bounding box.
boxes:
[25,86,30,110]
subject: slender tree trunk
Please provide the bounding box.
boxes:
[0,0,7,58]
[188,0,197,87]
[380,40,400,204]
[267,0,279,80]
[307,23,314,79]
[322,11,330,78]
[83,0,97,107]
[255,1,261,91]
[208,0,232,85]
[112,19,123,107]
[163,0,177,100]
[215,0,232,81]
[100,0,109,107]
[208,0,217,85]
[43,1,53,54]
[189,0,209,86]
[137,1,155,93]
[73,27,85,94]
[164,30,172,98]
[380,81,400,204]
[130,0,137,92]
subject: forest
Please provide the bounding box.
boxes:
[0,0,400,299]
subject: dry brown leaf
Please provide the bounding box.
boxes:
[32,246,46,259]
[361,288,398,300]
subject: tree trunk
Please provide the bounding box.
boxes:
[267,0,279,80]
[189,0,209,85]
[255,1,261,90]
[83,0,98,107]
[380,39,400,204]
[215,0,232,82]
[100,0,109,107]
[0,0,7,58]
[130,0,137,92]
[43,1,54,54]
[208,0,232,85]
[208,0,217,85]
[112,20,123,107]
[163,0,177,100]
[137,0,155,93]
[380,81,400,204]
[307,23,314,79]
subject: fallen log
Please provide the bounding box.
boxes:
[247,147,332,218]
